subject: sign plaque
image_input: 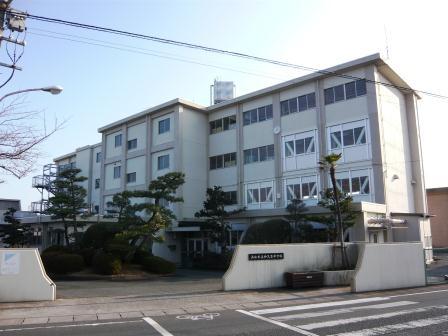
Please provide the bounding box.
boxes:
[248,253,284,261]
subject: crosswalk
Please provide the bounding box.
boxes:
[238,297,448,335]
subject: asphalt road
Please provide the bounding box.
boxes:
[3,288,448,335]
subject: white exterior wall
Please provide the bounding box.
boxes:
[152,112,174,146]
[126,155,146,188]
[151,149,174,179]
[105,161,122,190]
[105,130,123,159]
[91,144,102,211]
[376,71,415,213]
[180,107,208,219]
[127,122,146,152]
[74,147,91,199]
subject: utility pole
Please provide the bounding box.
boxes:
[0,1,13,46]
[0,0,26,71]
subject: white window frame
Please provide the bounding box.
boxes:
[113,166,121,179]
[157,154,170,170]
[284,175,319,205]
[327,119,370,162]
[158,118,170,134]
[114,134,122,148]
[245,180,275,209]
[333,168,372,199]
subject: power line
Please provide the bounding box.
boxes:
[27,28,289,81]
[16,11,448,100]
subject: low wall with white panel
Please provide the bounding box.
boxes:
[351,242,425,292]
[223,243,358,291]
[0,248,56,302]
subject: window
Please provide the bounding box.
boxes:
[158,118,170,134]
[247,188,259,204]
[114,134,122,147]
[351,176,370,194]
[224,191,237,205]
[324,79,367,105]
[332,126,366,149]
[157,155,169,170]
[96,152,102,163]
[280,92,316,116]
[285,176,318,202]
[244,145,274,164]
[335,170,370,196]
[209,152,237,170]
[113,166,121,179]
[126,172,136,183]
[336,178,350,193]
[127,139,137,150]
[210,115,236,134]
[95,178,100,189]
[242,104,273,126]
[284,135,315,156]
[246,182,274,206]
[259,187,273,202]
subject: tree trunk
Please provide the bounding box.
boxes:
[63,220,70,246]
[329,166,348,269]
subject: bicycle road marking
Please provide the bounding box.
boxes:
[176,313,220,321]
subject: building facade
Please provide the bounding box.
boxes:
[427,187,448,248]
[40,53,431,263]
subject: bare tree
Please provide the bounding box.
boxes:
[0,96,63,180]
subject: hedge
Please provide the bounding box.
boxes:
[92,250,122,275]
[241,219,292,244]
[42,253,85,274]
[81,223,123,249]
[140,256,175,274]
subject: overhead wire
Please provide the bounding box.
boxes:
[27,28,290,81]
[16,11,448,100]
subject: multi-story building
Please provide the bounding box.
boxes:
[36,53,432,263]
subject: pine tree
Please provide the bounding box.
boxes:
[285,198,312,242]
[46,168,87,246]
[0,208,32,247]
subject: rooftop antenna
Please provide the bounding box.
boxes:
[384,24,390,60]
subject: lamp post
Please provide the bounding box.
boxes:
[0,85,63,103]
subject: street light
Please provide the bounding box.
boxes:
[0,85,63,103]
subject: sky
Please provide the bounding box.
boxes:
[1,0,448,210]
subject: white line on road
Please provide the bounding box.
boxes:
[0,320,142,333]
[250,297,390,315]
[327,313,448,336]
[390,288,448,298]
[143,317,175,336]
[236,310,319,336]
[298,305,448,330]
[273,301,417,321]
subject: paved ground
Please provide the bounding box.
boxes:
[55,269,224,299]
[2,285,448,335]
[427,252,448,283]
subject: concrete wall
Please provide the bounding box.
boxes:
[351,242,425,292]
[223,243,358,291]
[427,188,448,247]
[0,248,55,302]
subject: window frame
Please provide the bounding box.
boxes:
[114,134,122,148]
[127,138,137,150]
[158,118,171,134]
[157,154,170,170]
[113,166,121,179]
[242,104,273,126]
[96,152,102,163]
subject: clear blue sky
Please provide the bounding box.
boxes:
[2,0,448,210]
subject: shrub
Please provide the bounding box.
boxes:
[76,247,96,266]
[241,219,292,244]
[193,251,233,271]
[81,223,123,249]
[133,248,152,264]
[106,243,134,262]
[42,253,85,274]
[141,256,175,274]
[92,250,122,275]
[42,245,71,255]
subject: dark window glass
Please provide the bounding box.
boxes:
[250,109,258,123]
[258,106,267,122]
[361,176,369,194]
[223,117,230,131]
[95,178,100,189]
[114,134,122,147]
[295,139,305,155]
[228,115,237,129]
[280,100,289,116]
[96,152,102,163]
[231,152,236,165]
[285,140,294,157]
[214,119,223,133]
[210,156,216,170]
[127,139,137,150]
[216,155,223,169]
[351,177,360,193]
[127,172,136,183]
[305,137,315,153]
[259,146,267,162]
[334,85,345,102]
[302,183,310,197]
[324,88,334,105]
[252,148,259,163]
[337,178,350,193]
[289,98,298,113]
[243,111,251,126]
[307,93,316,108]
[343,129,355,146]
[224,191,237,205]
[309,182,317,197]
[345,81,356,99]
[260,188,267,202]
[209,121,215,134]
[354,127,366,144]
[356,79,367,96]
[267,144,275,160]
[244,149,251,164]
[266,105,273,119]
[157,155,169,170]
[223,153,236,167]
[298,95,307,111]
[113,166,121,178]
[158,118,170,134]
[330,131,342,149]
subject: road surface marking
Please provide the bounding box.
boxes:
[0,320,142,333]
[390,288,448,298]
[328,313,448,336]
[176,313,220,321]
[143,317,174,336]
[250,297,390,315]
[273,301,417,321]
[237,310,319,336]
[298,305,448,330]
